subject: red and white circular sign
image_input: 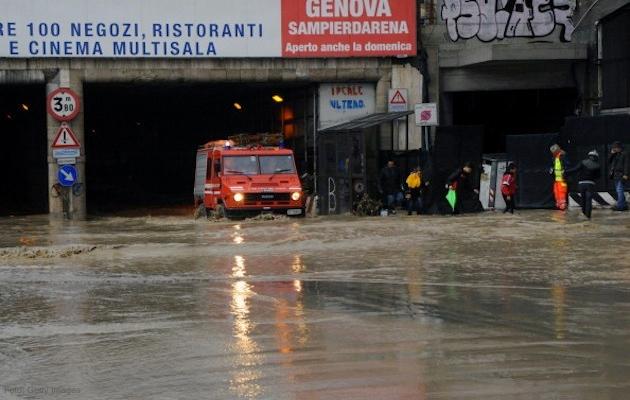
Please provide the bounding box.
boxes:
[47,88,80,121]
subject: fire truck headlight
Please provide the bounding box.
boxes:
[234,193,244,202]
[291,192,301,201]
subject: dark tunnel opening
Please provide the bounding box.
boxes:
[0,84,48,216]
[84,82,312,214]
[452,88,578,154]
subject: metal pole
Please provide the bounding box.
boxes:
[304,90,308,164]
[405,115,409,151]
[391,120,395,151]
[313,89,318,195]
[281,105,285,137]
[423,126,430,152]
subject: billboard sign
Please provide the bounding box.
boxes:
[282,0,416,57]
[0,0,416,58]
[318,83,375,129]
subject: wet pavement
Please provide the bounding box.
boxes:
[1,210,630,399]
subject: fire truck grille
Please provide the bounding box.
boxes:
[244,193,291,202]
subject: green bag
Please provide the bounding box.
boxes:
[446,188,457,211]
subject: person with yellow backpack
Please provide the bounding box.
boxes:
[405,167,425,215]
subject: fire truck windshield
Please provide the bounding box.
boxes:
[260,155,296,174]
[223,156,259,175]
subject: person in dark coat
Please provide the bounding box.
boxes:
[446,162,482,214]
[609,141,629,211]
[378,160,404,213]
[566,150,601,219]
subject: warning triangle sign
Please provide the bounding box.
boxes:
[390,90,407,105]
[52,124,80,148]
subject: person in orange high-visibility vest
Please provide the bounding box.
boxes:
[549,144,569,210]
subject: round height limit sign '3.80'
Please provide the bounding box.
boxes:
[47,88,80,121]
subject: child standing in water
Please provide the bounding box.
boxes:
[501,163,517,214]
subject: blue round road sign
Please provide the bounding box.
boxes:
[57,165,78,187]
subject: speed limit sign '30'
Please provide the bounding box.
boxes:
[47,87,80,121]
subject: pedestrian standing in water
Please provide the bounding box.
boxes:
[446,162,480,214]
[608,141,629,212]
[501,163,517,214]
[549,144,569,211]
[378,160,404,214]
[405,167,423,215]
[566,150,601,219]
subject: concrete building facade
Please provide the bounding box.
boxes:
[2,0,629,217]
[419,0,630,152]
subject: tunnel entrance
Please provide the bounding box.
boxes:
[84,82,314,214]
[451,88,578,154]
[0,84,48,216]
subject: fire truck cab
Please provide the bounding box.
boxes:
[194,140,304,218]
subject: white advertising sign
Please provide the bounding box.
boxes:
[318,83,376,129]
[414,103,438,127]
[0,0,416,58]
[0,0,281,58]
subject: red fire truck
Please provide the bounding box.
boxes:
[194,140,304,218]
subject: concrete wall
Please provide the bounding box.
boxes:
[420,0,599,124]
[0,58,393,84]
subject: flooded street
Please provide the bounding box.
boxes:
[1,211,630,399]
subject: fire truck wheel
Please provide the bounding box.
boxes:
[193,204,207,219]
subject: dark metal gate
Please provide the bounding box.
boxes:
[318,131,365,215]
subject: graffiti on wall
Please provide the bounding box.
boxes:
[441,0,575,42]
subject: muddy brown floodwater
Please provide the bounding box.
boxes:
[1,210,630,399]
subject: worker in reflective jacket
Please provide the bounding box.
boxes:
[549,144,569,211]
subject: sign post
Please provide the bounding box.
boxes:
[414,103,438,126]
[51,118,81,217]
[389,88,410,150]
[51,123,81,164]
[415,103,438,151]
[388,89,409,113]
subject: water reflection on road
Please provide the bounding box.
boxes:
[0,211,630,399]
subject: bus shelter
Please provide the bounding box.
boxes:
[317,111,414,215]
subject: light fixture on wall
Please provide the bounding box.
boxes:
[272,95,283,103]
[233,102,243,110]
